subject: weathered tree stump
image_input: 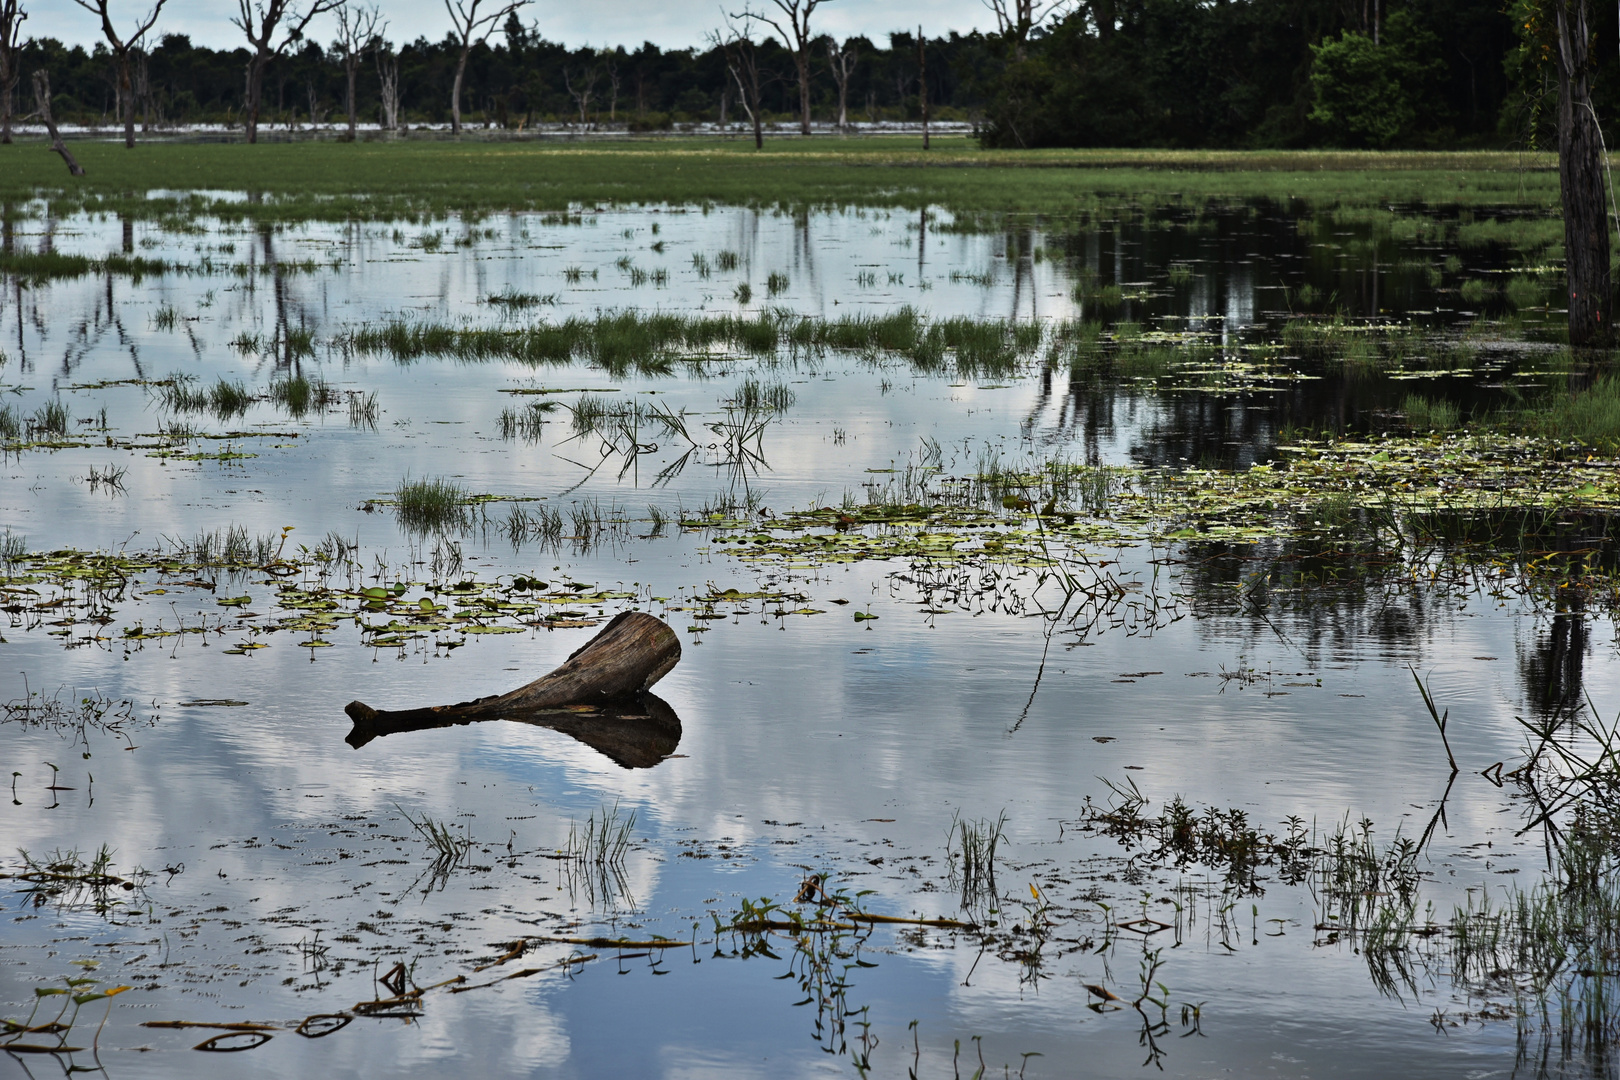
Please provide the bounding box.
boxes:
[344,611,683,767]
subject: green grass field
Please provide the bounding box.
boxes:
[0,135,1563,222]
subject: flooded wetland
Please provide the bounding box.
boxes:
[4,141,1620,1078]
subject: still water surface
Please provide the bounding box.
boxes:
[0,199,1596,1077]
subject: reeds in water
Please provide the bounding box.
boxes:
[947,810,1006,909]
[394,476,471,534]
[565,802,635,867]
[268,373,335,417]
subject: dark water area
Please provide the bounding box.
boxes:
[0,198,1610,1079]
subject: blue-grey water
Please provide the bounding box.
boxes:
[0,200,1590,1078]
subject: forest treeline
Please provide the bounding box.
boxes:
[0,0,1605,149]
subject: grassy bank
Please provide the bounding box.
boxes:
[0,138,1561,223]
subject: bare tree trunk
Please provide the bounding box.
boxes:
[827,40,855,132]
[0,0,20,146]
[796,55,810,135]
[1555,0,1612,346]
[33,71,85,176]
[245,55,269,142]
[345,58,358,137]
[918,27,929,150]
[452,46,469,133]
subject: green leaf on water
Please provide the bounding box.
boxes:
[215,595,251,607]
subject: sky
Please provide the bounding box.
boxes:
[26,1,1003,52]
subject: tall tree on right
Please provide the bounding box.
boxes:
[1551,0,1611,346]
[0,0,22,145]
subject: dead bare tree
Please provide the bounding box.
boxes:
[33,70,84,175]
[1552,0,1612,346]
[711,22,766,149]
[983,0,1069,62]
[70,0,167,148]
[827,37,855,131]
[0,0,24,145]
[304,74,321,127]
[444,0,530,135]
[917,25,928,149]
[333,0,381,140]
[563,63,597,126]
[232,0,341,144]
[740,0,830,137]
[374,37,399,131]
[606,60,620,121]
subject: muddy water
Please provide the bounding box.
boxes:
[0,202,1597,1078]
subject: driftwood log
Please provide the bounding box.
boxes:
[345,611,683,768]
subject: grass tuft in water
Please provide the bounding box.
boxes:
[565,801,635,867]
[28,399,70,438]
[267,374,335,417]
[484,289,556,308]
[947,810,1006,910]
[393,476,471,534]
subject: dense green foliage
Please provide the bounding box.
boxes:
[975,0,1605,149]
[8,0,1614,149]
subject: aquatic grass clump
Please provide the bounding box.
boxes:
[0,403,21,441]
[168,524,277,567]
[341,308,1054,379]
[731,377,795,412]
[503,502,565,548]
[393,476,472,534]
[347,390,379,428]
[497,399,554,441]
[281,326,317,358]
[947,809,1006,909]
[26,399,71,438]
[396,805,474,863]
[1523,376,1620,449]
[1403,394,1461,431]
[483,289,556,309]
[1506,274,1549,309]
[161,376,254,419]
[0,529,25,569]
[565,801,635,867]
[267,373,335,417]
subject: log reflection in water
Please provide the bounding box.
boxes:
[344,692,683,769]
